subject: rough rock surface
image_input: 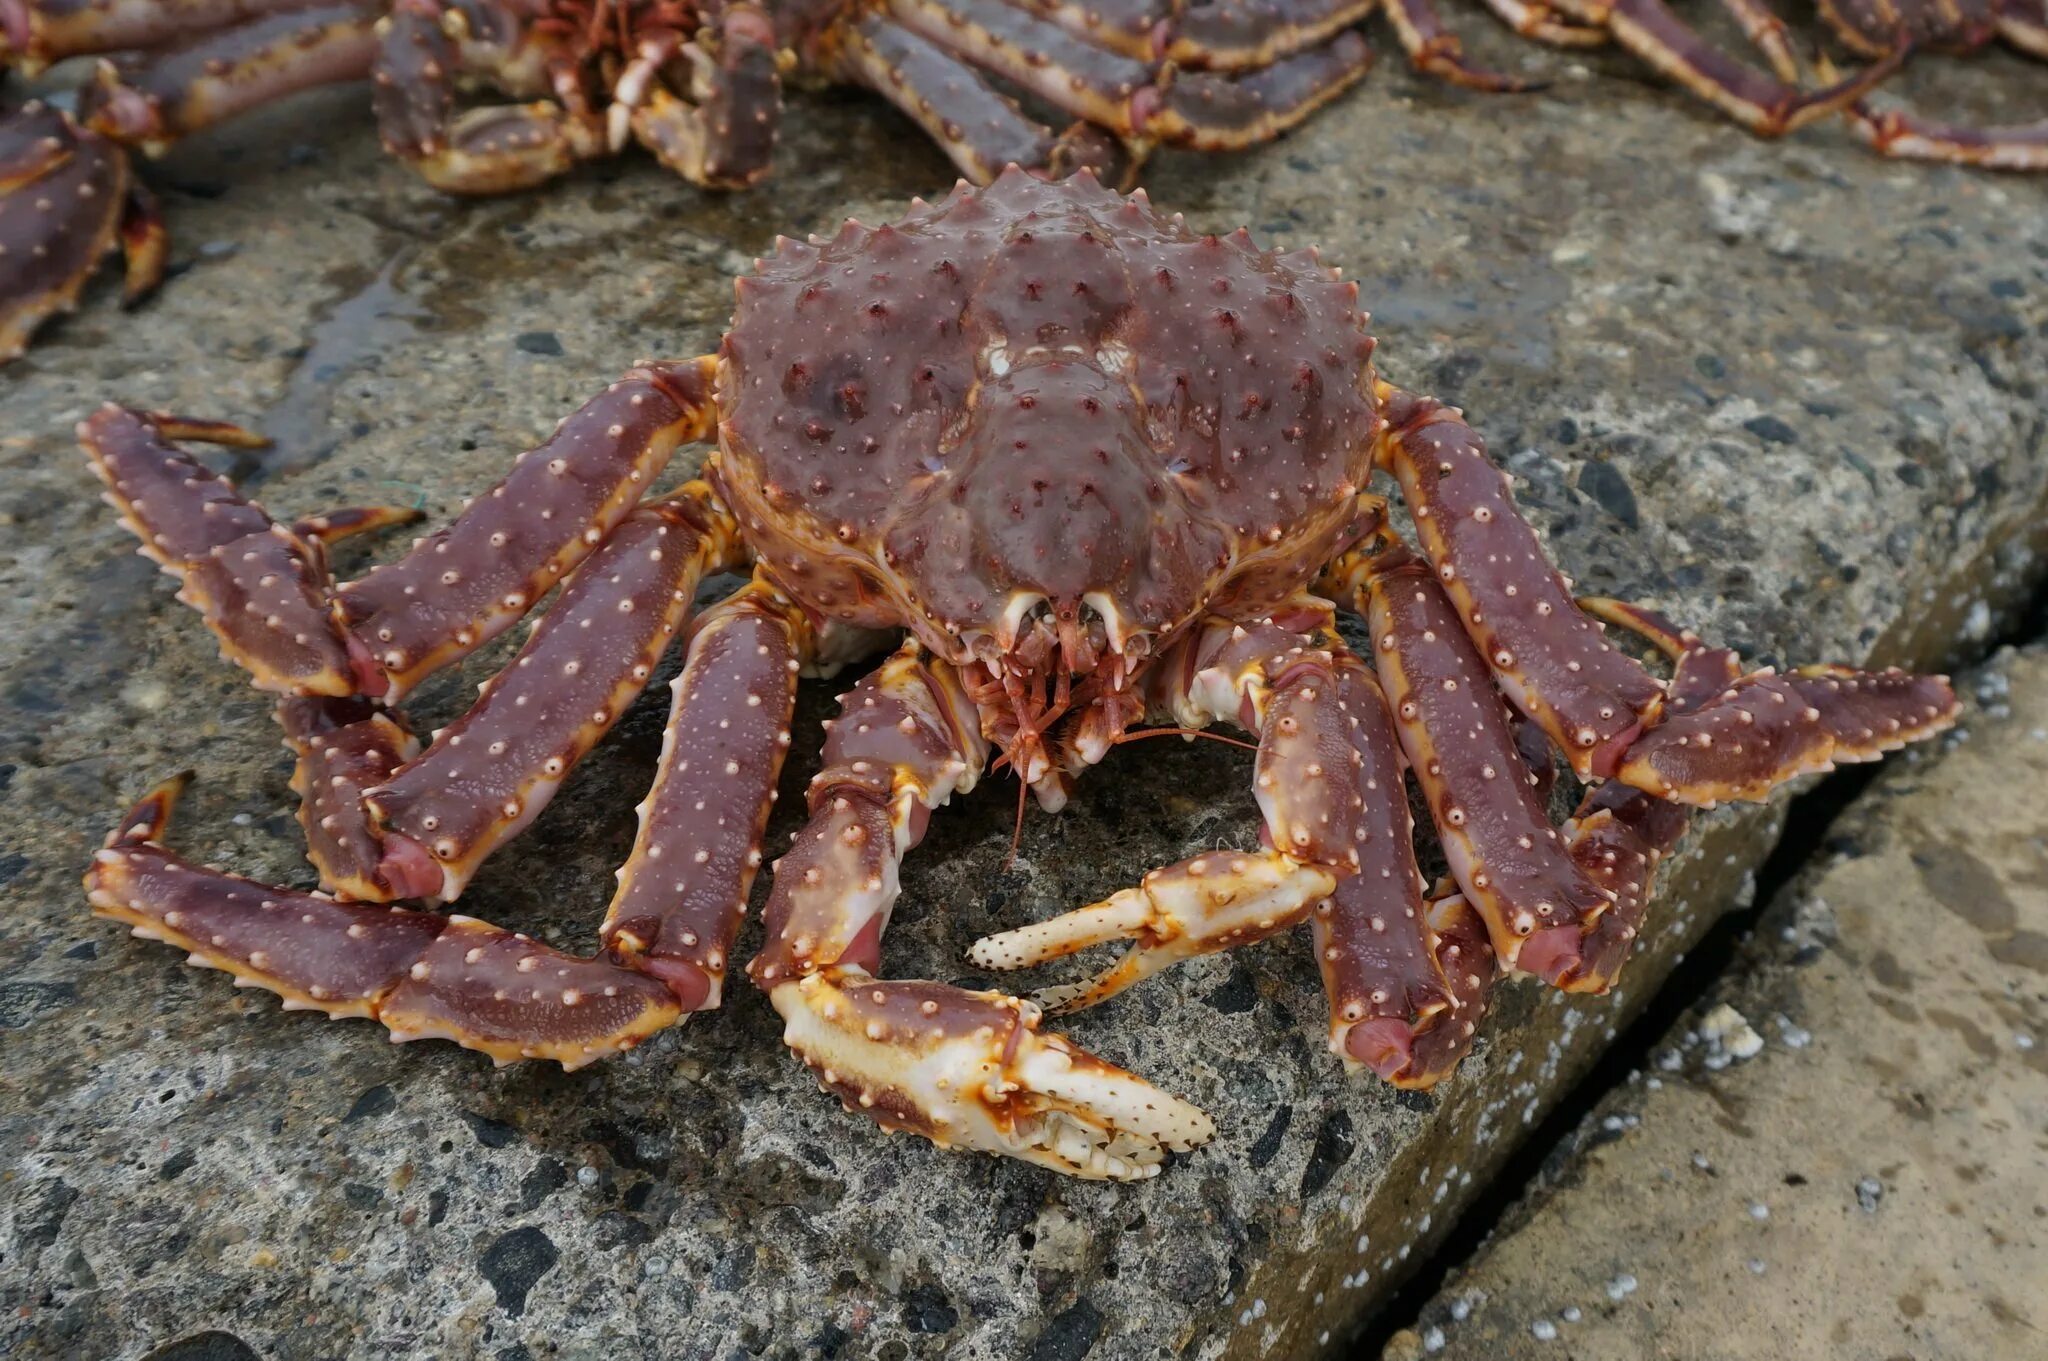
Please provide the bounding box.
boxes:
[2,31,2046,1361]
[1385,645,2048,1360]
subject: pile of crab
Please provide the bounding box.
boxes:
[81,169,1956,1179]
[6,0,2043,363]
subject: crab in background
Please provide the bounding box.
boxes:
[79,169,1957,1179]
[4,0,2039,364]
[0,0,1395,363]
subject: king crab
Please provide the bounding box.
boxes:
[82,169,1957,1178]
[13,0,2039,366]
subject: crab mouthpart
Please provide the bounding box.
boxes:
[771,972,1214,1180]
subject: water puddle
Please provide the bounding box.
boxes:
[256,251,427,477]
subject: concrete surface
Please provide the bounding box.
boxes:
[1383,644,2048,1361]
[2,25,2046,1361]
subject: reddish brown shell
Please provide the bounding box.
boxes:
[716,168,1381,656]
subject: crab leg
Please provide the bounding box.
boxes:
[1476,0,1610,47]
[84,775,684,1067]
[0,105,131,363]
[972,614,1478,1087]
[1612,662,1961,804]
[1169,0,1378,69]
[1715,0,1802,81]
[821,9,1064,182]
[1846,108,2048,171]
[291,503,425,547]
[1540,0,1905,136]
[598,577,810,1011]
[333,355,719,699]
[622,2,783,189]
[750,644,1210,1179]
[81,2,382,155]
[1372,386,1667,778]
[278,695,419,901]
[371,0,598,194]
[1375,389,1963,800]
[80,405,360,696]
[0,0,317,72]
[884,0,1152,133]
[2002,0,2048,56]
[1509,599,1710,987]
[1138,31,1375,150]
[1343,545,1616,969]
[362,486,743,902]
[1381,0,1545,92]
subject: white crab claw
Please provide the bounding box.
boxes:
[969,850,1336,1015]
[770,970,1213,1180]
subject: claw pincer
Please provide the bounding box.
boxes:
[777,974,1213,1180]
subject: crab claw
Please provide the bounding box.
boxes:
[771,971,1214,1180]
[967,849,1336,1015]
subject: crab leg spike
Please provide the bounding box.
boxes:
[277,695,418,900]
[1137,31,1375,151]
[600,578,809,1012]
[84,779,681,1068]
[1345,546,1614,970]
[821,10,1061,183]
[290,504,426,547]
[333,357,718,700]
[363,487,742,903]
[0,104,129,364]
[1382,0,1547,92]
[81,3,382,154]
[79,404,357,696]
[1371,387,1667,778]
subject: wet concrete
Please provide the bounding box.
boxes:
[1383,646,2048,1361]
[2,31,2047,1361]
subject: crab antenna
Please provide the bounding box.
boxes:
[1004,774,1030,872]
[1111,727,1260,753]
